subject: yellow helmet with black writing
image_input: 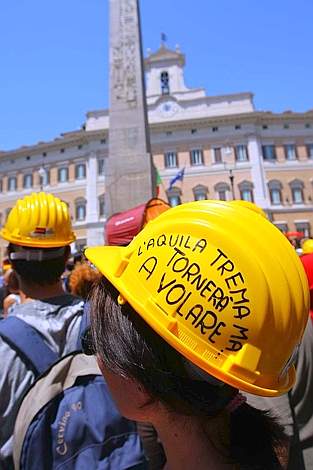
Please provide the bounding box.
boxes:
[85,200,309,397]
[230,200,267,218]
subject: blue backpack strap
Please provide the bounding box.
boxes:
[0,317,58,377]
[77,302,90,350]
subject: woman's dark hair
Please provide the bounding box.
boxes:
[8,244,70,286]
[91,277,288,469]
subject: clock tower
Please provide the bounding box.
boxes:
[144,44,189,98]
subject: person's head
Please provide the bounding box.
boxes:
[3,268,20,294]
[0,192,75,286]
[85,200,309,466]
[69,262,102,300]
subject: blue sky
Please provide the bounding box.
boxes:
[1,0,312,151]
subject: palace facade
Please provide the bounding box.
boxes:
[0,45,313,259]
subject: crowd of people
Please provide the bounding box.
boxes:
[0,191,312,469]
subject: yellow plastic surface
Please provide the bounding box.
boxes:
[85,200,309,397]
[302,239,313,254]
[0,192,75,247]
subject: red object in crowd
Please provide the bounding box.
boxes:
[105,198,170,246]
[285,231,304,239]
[300,252,313,321]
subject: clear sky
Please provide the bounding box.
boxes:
[1,0,312,151]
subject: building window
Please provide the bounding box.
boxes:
[75,163,86,180]
[306,144,313,159]
[75,199,86,221]
[58,167,69,183]
[98,159,105,176]
[284,144,297,160]
[292,188,304,204]
[168,195,181,207]
[235,145,249,162]
[270,189,282,205]
[193,185,208,201]
[212,148,222,164]
[214,182,230,201]
[290,179,304,204]
[164,152,178,168]
[295,222,311,238]
[23,174,33,189]
[166,187,182,207]
[212,127,219,132]
[239,181,254,202]
[268,180,283,205]
[160,71,170,95]
[262,145,276,161]
[274,223,288,233]
[8,176,17,192]
[241,189,254,202]
[99,194,105,217]
[190,149,204,166]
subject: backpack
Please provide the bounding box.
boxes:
[0,317,147,470]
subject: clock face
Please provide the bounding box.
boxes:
[159,101,179,118]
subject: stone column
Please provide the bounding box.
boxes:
[106,0,155,218]
[86,152,103,246]
[247,136,269,208]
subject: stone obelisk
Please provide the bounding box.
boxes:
[106,0,155,217]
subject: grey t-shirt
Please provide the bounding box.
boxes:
[0,295,84,464]
[245,319,313,469]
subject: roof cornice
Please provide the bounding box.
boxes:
[0,129,108,158]
[149,110,313,132]
[1,110,312,157]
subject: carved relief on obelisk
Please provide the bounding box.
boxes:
[106,0,155,218]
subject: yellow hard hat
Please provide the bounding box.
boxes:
[0,192,75,248]
[85,200,309,397]
[302,239,313,254]
[230,200,267,218]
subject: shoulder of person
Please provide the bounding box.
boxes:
[3,294,17,307]
[0,335,34,385]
